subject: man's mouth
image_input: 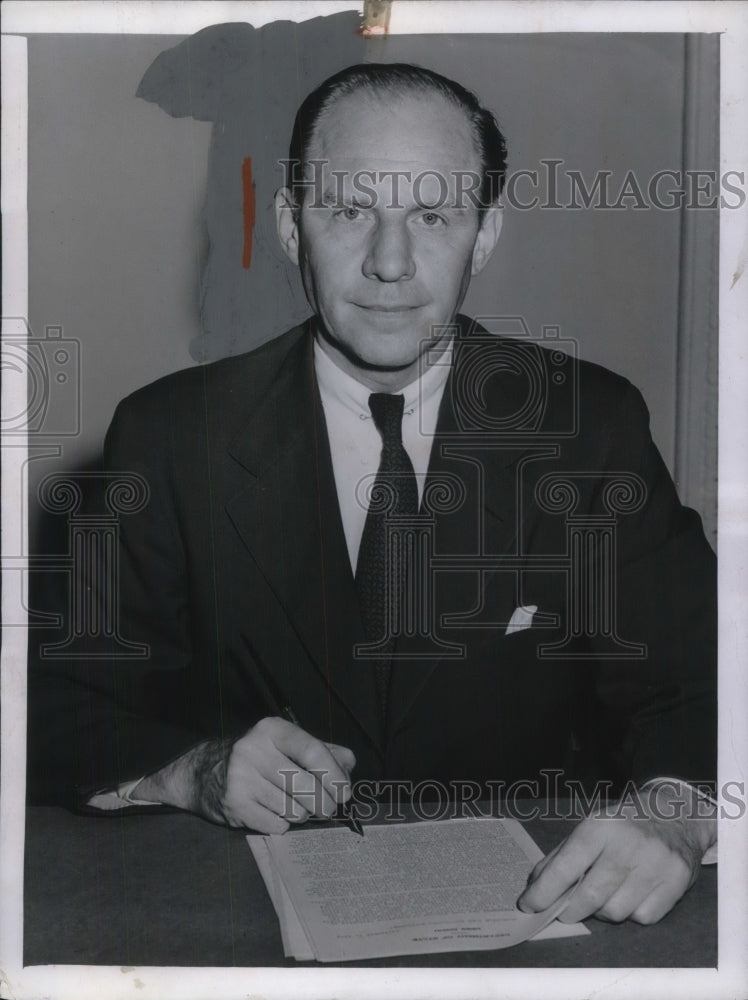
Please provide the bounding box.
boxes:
[354,303,422,313]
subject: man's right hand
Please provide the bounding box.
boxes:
[132,717,356,834]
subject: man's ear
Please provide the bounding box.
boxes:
[471,203,503,276]
[275,187,300,265]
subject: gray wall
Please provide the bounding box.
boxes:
[27,29,718,547]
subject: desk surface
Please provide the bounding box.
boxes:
[24,806,716,968]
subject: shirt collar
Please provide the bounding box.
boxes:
[313,334,454,420]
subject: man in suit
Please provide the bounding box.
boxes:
[61,63,716,925]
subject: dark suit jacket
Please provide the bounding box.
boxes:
[28,318,717,804]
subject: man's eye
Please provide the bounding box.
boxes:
[419,211,446,227]
[335,206,363,221]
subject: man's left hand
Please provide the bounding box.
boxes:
[517,785,716,925]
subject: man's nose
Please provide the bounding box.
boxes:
[362,217,415,282]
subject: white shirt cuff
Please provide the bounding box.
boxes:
[86,777,160,810]
[639,777,717,865]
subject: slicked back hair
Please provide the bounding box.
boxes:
[286,62,508,214]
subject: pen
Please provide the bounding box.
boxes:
[339,801,364,837]
[277,704,363,837]
[243,636,363,836]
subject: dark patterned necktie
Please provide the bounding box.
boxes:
[355,393,419,726]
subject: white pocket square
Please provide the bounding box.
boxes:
[505,604,538,636]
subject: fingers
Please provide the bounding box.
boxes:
[523,842,562,887]
[593,847,692,925]
[222,718,356,831]
[517,820,604,914]
[223,777,294,835]
[324,741,357,776]
[518,814,697,926]
[629,880,691,925]
[564,853,691,925]
[221,737,306,829]
[268,720,355,814]
[555,853,635,923]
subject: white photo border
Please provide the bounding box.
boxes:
[2,2,746,999]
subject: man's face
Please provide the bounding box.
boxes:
[277,90,502,388]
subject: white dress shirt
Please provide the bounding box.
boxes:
[314,336,453,571]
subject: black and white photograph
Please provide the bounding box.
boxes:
[2,2,747,998]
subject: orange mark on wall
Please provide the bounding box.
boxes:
[242,157,255,269]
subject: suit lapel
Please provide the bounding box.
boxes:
[388,329,541,733]
[224,329,383,753]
